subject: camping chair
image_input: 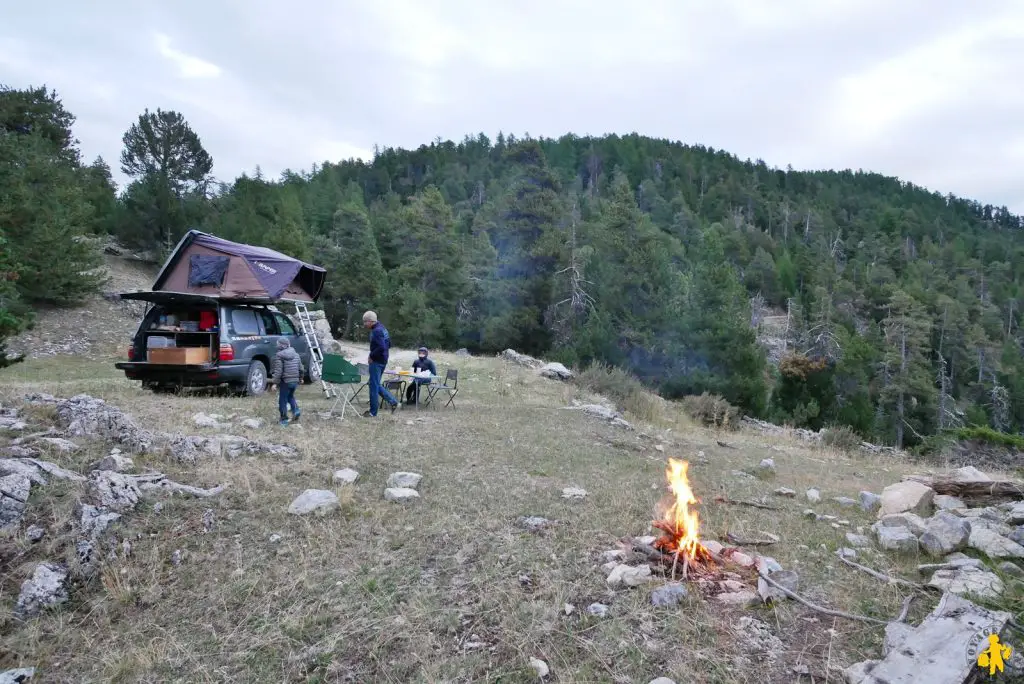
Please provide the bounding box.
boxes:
[321,354,363,419]
[426,369,459,408]
[351,363,370,404]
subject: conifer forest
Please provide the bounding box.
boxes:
[3,84,1024,449]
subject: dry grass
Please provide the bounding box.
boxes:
[0,350,961,682]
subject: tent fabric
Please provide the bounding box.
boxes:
[188,254,230,287]
[151,230,326,302]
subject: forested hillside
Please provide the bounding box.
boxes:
[3,84,1024,448]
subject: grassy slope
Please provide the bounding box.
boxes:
[0,350,981,683]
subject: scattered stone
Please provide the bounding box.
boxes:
[933,494,966,511]
[539,362,573,380]
[756,459,775,477]
[89,471,141,512]
[561,486,587,500]
[833,496,858,508]
[1004,502,1024,525]
[969,526,1024,559]
[732,470,755,480]
[654,444,665,452]
[600,549,626,563]
[755,556,783,574]
[928,566,1004,600]
[332,468,359,485]
[703,540,724,555]
[0,474,31,529]
[843,592,1010,683]
[0,668,35,683]
[383,487,420,503]
[25,525,44,543]
[839,547,858,559]
[806,488,821,503]
[501,349,543,369]
[729,551,755,567]
[269,533,282,544]
[651,583,689,607]
[773,487,796,498]
[846,532,872,548]
[586,603,608,617]
[167,433,296,463]
[648,679,676,684]
[1011,527,1024,547]
[919,512,971,558]
[954,465,992,482]
[917,557,985,575]
[563,602,574,615]
[715,590,759,607]
[37,437,78,453]
[757,569,799,604]
[171,549,183,566]
[859,491,882,512]
[607,563,653,588]
[517,516,553,531]
[875,526,919,553]
[803,509,817,519]
[999,561,1024,578]
[55,394,154,452]
[563,404,633,430]
[202,508,215,533]
[820,515,838,522]
[192,412,231,429]
[876,513,927,537]
[79,504,121,540]
[94,452,134,472]
[287,489,340,516]
[240,418,263,430]
[732,616,786,663]
[386,472,423,489]
[15,562,68,618]
[529,656,550,678]
[879,481,935,518]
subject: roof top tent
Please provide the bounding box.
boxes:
[146,229,326,304]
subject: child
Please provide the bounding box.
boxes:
[270,338,304,425]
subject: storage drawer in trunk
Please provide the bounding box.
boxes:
[148,347,212,364]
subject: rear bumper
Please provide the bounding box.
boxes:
[115,361,248,386]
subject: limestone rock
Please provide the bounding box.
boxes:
[806,488,821,503]
[539,362,573,380]
[606,563,653,588]
[998,561,1024,578]
[969,525,1024,559]
[15,562,68,618]
[79,504,121,540]
[287,489,339,515]
[1003,502,1024,525]
[561,486,587,500]
[651,583,689,607]
[878,481,934,518]
[0,668,35,683]
[240,418,263,430]
[933,494,966,511]
[384,487,420,503]
[529,657,549,679]
[715,590,759,607]
[846,532,872,548]
[756,459,775,477]
[500,349,543,369]
[25,525,44,543]
[332,468,359,485]
[386,472,423,489]
[0,474,31,529]
[876,526,919,553]
[876,513,927,537]
[37,437,78,453]
[928,566,1004,600]
[94,453,134,472]
[757,569,799,604]
[55,394,154,452]
[859,491,882,512]
[953,465,992,482]
[834,496,858,508]
[88,471,141,512]
[773,487,796,498]
[919,512,971,558]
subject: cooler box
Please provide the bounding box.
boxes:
[149,347,211,364]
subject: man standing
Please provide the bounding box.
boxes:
[362,311,398,417]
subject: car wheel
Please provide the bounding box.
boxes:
[246,360,268,396]
[305,357,322,384]
[144,382,177,394]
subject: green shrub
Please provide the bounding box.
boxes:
[822,425,862,452]
[576,362,661,423]
[951,426,1024,450]
[681,392,739,429]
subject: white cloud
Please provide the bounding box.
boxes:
[154,32,222,79]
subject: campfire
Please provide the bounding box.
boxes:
[651,458,716,579]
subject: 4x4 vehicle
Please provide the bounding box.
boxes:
[114,292,320,395]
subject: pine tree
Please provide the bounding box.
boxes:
[877,290,934,448]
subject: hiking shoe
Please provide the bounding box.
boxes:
[362,410,375,418]
[390,402,398,413]
[279,419,290,426]
[292,412,301,422]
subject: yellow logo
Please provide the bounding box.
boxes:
[978,633,1013,675]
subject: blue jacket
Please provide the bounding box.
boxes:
[369,322,391,364]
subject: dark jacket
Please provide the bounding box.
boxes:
[271,346,304,385]
[369,322,391,364]
[413,356,437,377]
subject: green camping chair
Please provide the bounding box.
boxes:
[322,354,364,419]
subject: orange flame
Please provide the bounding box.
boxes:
[654,458,709,561]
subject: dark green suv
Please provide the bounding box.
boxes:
[114,292,318,395]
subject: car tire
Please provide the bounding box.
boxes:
[146,383,177,394]
[305,357,322,384]
[245,360,268,396]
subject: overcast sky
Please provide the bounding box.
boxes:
[3,0,1022,212]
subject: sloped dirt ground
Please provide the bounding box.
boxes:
[0,351,974,683]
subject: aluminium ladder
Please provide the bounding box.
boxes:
[293,302,336,398]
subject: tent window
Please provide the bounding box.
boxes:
[188,255,230,287]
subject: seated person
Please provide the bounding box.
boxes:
[406,347,437,404]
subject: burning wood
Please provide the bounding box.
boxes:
[651,458,715,579]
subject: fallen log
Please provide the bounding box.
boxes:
[903,475,1024,503]
[713,495,780,511]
